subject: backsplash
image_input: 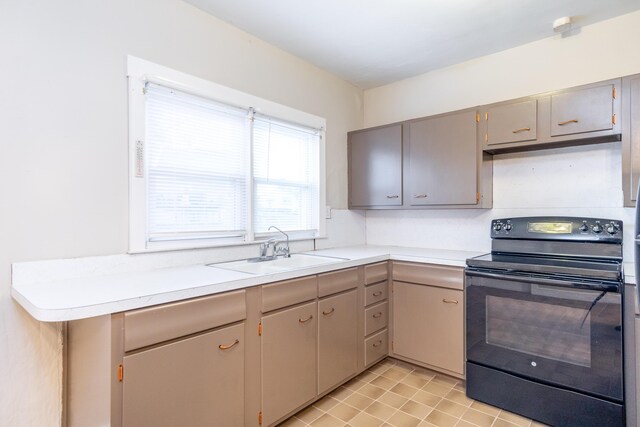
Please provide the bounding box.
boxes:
[366,142,637,262]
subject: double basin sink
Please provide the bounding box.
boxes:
[208,253,348,275]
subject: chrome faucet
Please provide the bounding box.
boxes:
[268,225,290,258]
[250,227,290,262]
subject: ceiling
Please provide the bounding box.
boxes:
[185,0,640,89]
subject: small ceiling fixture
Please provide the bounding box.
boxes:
[553,16,572,33]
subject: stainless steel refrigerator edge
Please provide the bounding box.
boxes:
[629,183,640,427]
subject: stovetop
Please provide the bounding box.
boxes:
[466,216,625,284]
[466,252,623,281]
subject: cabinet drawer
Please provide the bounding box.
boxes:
[365,262,388,285]
[365,301,388,336]
[318,267,358,297]
[551,83,615,137]
[365,329,388,367]
[487,100,537,145]
[262,276,318,313]
[365,282,388,306]
[124,290,246,352]
[392,262,463,290]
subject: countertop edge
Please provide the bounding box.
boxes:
[12,246,483,322]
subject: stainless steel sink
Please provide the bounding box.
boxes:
[207,253,348,275]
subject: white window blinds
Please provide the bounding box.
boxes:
[145,83,249,243]
[253,115,320,238]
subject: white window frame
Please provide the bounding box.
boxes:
[127,56,326,253]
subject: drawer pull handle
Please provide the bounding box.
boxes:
[372,291,383,297]
[512,127,531,133]
[413,194,427,198]
[299,315,313,323]
[322,308,335,316]
[372,312,383,318]
[442,298,459,304]
[386,195,399,199]
[372,340,383,347]
[218,339,240,350]
[558,119,579,126]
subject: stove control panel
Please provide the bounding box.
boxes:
[490,216,622,242]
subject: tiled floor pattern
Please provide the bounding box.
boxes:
[279,358,547,427]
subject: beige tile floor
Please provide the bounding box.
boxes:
[279,358,548,427]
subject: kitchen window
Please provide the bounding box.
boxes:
[127,56,326,252]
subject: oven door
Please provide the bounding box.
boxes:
[465,269,623,402]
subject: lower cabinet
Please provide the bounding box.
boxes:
[318,289,358,394]
[99,261,467,427]
[392,281,464,376]
[261,301,318,426]
[122,323,245,427]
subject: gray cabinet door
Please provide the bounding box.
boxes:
[349,125,402,207]
[487,100,537,145]
[122,323,245,427]
[406,111,478,205]
[262,301,317,426]
[392,281,464,375]
[318,290,358,394]
[551,84,615,137]
[623,76,640,206]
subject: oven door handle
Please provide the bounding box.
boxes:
[465,269,620,292]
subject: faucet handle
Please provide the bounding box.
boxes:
[259,239,276,257]
[259,242,269,257]
[275,244,290,258]
[268,226,290,257]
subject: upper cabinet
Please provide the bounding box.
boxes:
[622,74,640,207]
[348,109,492,210]
[405,110,479,206]
[348,124,403,208]
[482,78,621,154]
[550,83,616,137]
[348,76,632,210]
[486,100,538,146]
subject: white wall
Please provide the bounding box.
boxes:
[363,11,640,263]
[0,1,363,425]
[364,11,640,127]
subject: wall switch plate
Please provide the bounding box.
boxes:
[325,206,332,219]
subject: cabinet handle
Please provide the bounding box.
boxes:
[413,194,427,198]
[372,340,383,347]
[512,127,531,133]
[558,119,579,126]
[322,308,335,316]
[218,339,240,350]
[372,312,383,318]
[386,195,399,199]
[299,315,313,323]
[442,298,459,304]
[372,291,383,297]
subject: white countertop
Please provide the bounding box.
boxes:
[11,245,483,322]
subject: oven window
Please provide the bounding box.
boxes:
[486,296,591,367]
